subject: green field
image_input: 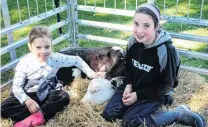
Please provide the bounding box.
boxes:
[1,0,208,84]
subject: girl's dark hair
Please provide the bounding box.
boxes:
[28,26,52,44]
[135,6,160,28]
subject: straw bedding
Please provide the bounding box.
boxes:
[1,70,208,127]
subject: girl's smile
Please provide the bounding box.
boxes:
[28,37,52,63]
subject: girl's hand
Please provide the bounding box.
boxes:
[122,84,133,99]
[91,72,106,79]
[25,98,40,113]
[122,92,137,106]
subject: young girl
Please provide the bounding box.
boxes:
[102,3,206,127]
[1,26,105,127]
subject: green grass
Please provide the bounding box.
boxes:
[1,0,208,84]
[181,55,208,68]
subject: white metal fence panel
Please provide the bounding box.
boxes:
[1,0,208,89]
[76,0,208,75]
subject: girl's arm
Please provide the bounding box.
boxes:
[13,62,40,112]
[73,56,95,78]
[12,61,30,104]
[125,45,133,85]
[125,35,136,85]
[54,53,95,78]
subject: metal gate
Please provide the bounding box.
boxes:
[1,0,208,89]
[1,0,77,88]
[75,0,208,74]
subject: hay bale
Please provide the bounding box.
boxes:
[1,70,208,127]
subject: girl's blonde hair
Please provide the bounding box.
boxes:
[28,26,52,44]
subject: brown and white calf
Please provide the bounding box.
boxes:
[56,46,126,85]
[56,46,126,104]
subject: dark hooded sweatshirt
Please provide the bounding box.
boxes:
[126,29,180,100]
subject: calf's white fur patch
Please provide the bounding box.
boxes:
[111,46,122,51]
[80,78,116,104]
[72,68,82,78]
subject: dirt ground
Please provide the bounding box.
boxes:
[1,69,208,127]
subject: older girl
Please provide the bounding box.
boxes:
[102,3,206,127]
[1,26,105,127]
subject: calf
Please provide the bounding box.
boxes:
[56,46,126,85]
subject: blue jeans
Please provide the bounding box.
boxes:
[102,90,166,127]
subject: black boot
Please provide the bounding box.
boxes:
[151,105,206,127]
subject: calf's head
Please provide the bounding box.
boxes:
[80,78,116,104]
